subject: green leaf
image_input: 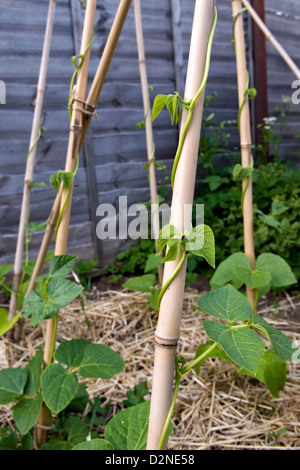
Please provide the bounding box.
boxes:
[123,381,149,407]
[24,352,44,396]
[0,264,13,283]
[12,393,43,435]
[157,224,181,254]
[54,339,91,368]
[237,349,287,398]
[271,201,288,216]
[49,255,78,279]
[235,266,272,290]
[144,254,162,273]
[50,171,74,192]
[22,279,83,326]
[256,253,297,288]
[232,163,242,181]
[162,238,181,262]
[40,437,72,450]
[104,401,150,450]
[66,383,89,413]
[151,94,167,122]
[0,368,28,404]
[21,290,46,326]
[41,364,78,414]
[47,279,84,308]
[210,252,250,290]
[147,288,160,311]
[0,432,18,450]
[79,343,125,379]
[202,320,265,373]
[64,416,89,446]
[122,274,156,293]
[194,341,232,375]
[252,314,300,361]
[72,439,114,450]
[184,224,215,268]
[197,285,253,323]
[0,308,20,336]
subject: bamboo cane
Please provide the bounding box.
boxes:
[80,0,133,144]
[133,0,163,284]
[8,0,56,321]
[232,0,256,308]
[35,0,96,449]
[25,0,133,303]
[242,0,300,80]
[147,0,216,450]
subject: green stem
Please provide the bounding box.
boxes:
[55,154,80,240]
[157,357,182,450]
[181,341,218,375]
[157,247,187,311]
[49,313,58,365]
[171,6,217,188]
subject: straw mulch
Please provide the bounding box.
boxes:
[1,285,300,450]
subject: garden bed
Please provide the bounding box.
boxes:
[1,284,300,450]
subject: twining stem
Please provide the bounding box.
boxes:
[157,247,186,310]
[157,341,218,449]
[157,6,217,309]
[171,7,217,188]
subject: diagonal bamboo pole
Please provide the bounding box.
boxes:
[25,0,133,300]
[8,0,57,321]
[242,0,300,80]
[147,0,216,450]
[133,0,163,285]
[232,0,256,308]
[35,0,97,449]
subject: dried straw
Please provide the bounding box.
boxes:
[1,287,299,450]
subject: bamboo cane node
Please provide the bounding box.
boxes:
[240,142,251,149]
[154,341,177,349]
[154,332,179,348]
[71,97,98,118]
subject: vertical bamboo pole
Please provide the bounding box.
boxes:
[8,0,56,321]
[43,0,96,368]
[147,0,215,450]
[25,0,133,300]
[35,0,96,449]
[241,0,300,80]
[232,0,256,307]
[133,0,163,284]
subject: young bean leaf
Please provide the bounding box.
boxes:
[54,339,91,368]
[49,255,78,279]
[12,393,43,435]
[0,368,28,404]
[184,224,215,268]
[252,314,300,361]
[104,400,150,450]
[156,224,181,254]
[162,238,181,263]
[234,266,272,290]
[151,94,167,122]
[197,284,252,323]
[202,320,265,373]
[210,252,250,290]
[79,343,125,379]
[256,253,297,288]
[41,364,79,414]
[123,274,156,293]
[237,349,287,398]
